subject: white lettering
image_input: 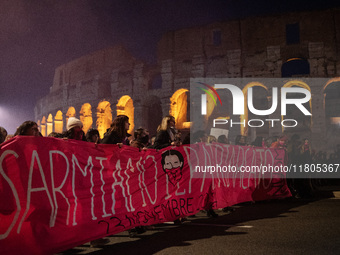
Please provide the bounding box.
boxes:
[0,151,20,239]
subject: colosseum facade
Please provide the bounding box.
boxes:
[35,8,340,152]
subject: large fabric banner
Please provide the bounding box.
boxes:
[0,137,291,254]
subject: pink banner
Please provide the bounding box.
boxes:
[0,137,291,255]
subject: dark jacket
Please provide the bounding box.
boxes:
[101,130,131,145]
[152,130,172,149]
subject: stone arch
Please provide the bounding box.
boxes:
[145,96,163,136]
[282,80,312,133]
[41,116,46,137]
[54,110,63,134]
[66,107,76,129]
[80,103,93,134]
[97,101,112,138]
[47,114,53,136]
[170,89,190,129]
[281,58,310,77]
[117,95,134,134]
[241,82,269,137]
[323,78,340,130]
[323,77,340,92]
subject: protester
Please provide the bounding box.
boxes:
[295,138,314,198]
[0,126,8,144]
[69,125,108,247]
[217,135,229,144]
[101,115,131,146]
[48,132,63,138]
[207,135,217,143]
[287,134,301,165]
[152,115,181,149]
[130,127,150,149]
[63,117,86,141]
[285,134,301,198]
[300,138,312,163]
[152,117,186,221]
[101,115,145,237]
[269,136,279,147]
[14,121,40,136]
[235,135,247,146]
[190,130,218,218]
[251,136,266,147]
[86,128,100,143]
[270,135,288,149]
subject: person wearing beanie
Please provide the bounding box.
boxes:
[67,117,83,131]
[63,117,86,141]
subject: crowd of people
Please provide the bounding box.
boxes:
[1,116,339,180]
[1,117,339,191]
[1,115,339,244]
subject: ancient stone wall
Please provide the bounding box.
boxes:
[35,8,340,152]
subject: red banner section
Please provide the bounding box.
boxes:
[0,137,291,254]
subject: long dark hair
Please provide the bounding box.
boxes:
[252,136,263,147]
[86,128,100,142]
[235,135,246,145]
[0,126,7,143]
[109,115,129,139]
[14,121,37,136]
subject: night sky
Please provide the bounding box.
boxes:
[1,0,339,134]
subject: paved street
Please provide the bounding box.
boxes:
[58,191,340,255]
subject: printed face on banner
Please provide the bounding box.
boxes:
[161,150,184,186]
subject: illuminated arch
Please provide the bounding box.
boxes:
[41,116,46,137]
[54,110,63,134]
[47,114,53,136]
[80,103,93,134]
[283,80,311,92]
[66,107,76,127]
[323,77,340,98]
[170,89,190,129]
[117,95,134,134]
[241,82,269,136]
[282,80,312,132]
[97,101,112,138]
[323,77,340,127]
